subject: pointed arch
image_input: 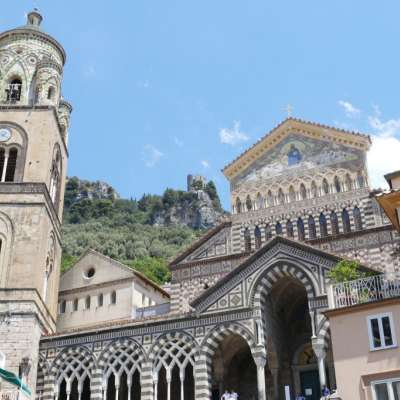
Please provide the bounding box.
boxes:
[342,208,351,233]
[235,197,242,214]
[256,192,264,210]
[300,183,307,200]
[297,218,305,241]
[322,178,329,195]
[311,181,318,198]
[278,188,285,204]
[267,190,274,207]
[245,195,252,211]
[308,215,316,239]
[319,213,328,237]
[254,226,262,249]
[345,173,352,191]
[289,185,296,202]
[334,176,341,193]
[330,211,339,235]
[353,206,363,231]
[275,221,282,235]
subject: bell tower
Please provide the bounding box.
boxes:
[0,9,71,394]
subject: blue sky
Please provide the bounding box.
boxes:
[3,1,400,209]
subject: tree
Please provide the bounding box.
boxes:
[327,260,364,283]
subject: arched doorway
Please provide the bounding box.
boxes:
[263,277,319,400]
[211,334,257,400]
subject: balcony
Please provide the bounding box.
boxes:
[328,274,400,309]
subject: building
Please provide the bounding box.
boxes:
[326,274,400,399]
[375,171,400,232]
[0,10,399,400]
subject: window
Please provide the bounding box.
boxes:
[289,186,296,202]
[235,197,242,214]
[357,171,365,188]
[322,178,330,195]
[246,195,252,211]
[60,300,66,314]
[0,147,18,182]
[73,298,78,311]
[256,193,264,210]
[275,222,282,235]
[319,213,328,237]
[6,78,22,103]
[142,293,146,306]
[300,183,307,200]
[254,226,262,249]
[334,176,341,193]
[47,86,55,100]
[267,190,274,207]
[372,378,400,400]
[311,181,318,198]
[297,218,305,241]
[308,215,316,239]
[244,228,251,252]
[367,313,397,351]
[110,291,117,305]
[278,188,285,205]
[265,224,272,240]
[85,296,91,309]
[345,173,352,191]
[286,220,294,238]
[330,211,339,235]
[342,208,351,233]
[354,206,363,231]
[98,293,103,307]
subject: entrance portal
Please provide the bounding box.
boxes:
[211,333,257,400]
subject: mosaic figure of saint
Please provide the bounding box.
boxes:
[287,144,302,166]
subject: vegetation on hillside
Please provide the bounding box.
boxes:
[61,177,223,284]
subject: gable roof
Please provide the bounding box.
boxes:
[190,235,374,311]
[169,220,232,266]
[62,249,169,297]
[222,117,371,181]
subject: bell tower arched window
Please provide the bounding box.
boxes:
[275,222,283,235]
[49,146,62,212]
[300,183,307,200]
[267,190,274,207]
[6,78,22,103]
[265,224,272,240]
[278,188,285,205]
[235,198,242,214]
[334,176,341,193]
[256,193,264,210]
[345,173,352,191]
[289,186,296,202]
[322,179,330,195]
[0,147,18,182]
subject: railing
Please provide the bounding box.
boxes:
[135,303,170,319]
[328,274,400,309]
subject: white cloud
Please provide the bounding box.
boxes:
[142,145,164,167]
[173,137,184,147]
[367,109,400,188]
[219,121,249,146]
[338,100,361,117]
[368,115,400,138]
[368,135,400,189]
[83,65,97,78]
[201,160,210,168]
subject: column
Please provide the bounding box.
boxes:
[153,378,158,400]
[140,361,154,400]
[1,151,8,182]
[312,343,327,389]
[270,368,279,400]
[127,379,132,400]
[180,370,185,400]
[194,352,211,400]
[254,356,267,400]
[166,369,171,400]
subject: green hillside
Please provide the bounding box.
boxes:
[61,177,224,284]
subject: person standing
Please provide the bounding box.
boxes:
[221,390,230,400]
[295,394,306,400]
[321,385,331,399]
[230,389,238,400]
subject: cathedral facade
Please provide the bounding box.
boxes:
[0,11,399,400]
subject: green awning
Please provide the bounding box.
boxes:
[0,367,31,397]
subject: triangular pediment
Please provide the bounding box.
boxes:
[170,221,232,265]
[223,118,371,183]
[190,237,371,314]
